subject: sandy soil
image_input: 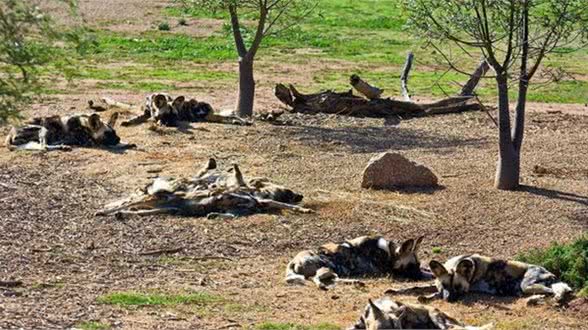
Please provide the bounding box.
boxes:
[1,2,588,330]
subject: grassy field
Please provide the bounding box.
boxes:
[51,0,588,104]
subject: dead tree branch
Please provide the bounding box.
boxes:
[400,52,414,102]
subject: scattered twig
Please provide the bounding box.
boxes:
[101,97,135,110]
[0,182,17,190]
[0,280,23,288]
[138,247,184,256]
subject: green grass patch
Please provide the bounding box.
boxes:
[90,33,236,62]
[76,321,110,330]
[517,235,588,292]
[94,81,178,92]
[432,247,443,254]
[255,322,340,330]
[97,291,222,307]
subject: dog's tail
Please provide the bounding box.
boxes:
[285,260,306,286]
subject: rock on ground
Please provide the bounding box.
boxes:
[361,152,438,190]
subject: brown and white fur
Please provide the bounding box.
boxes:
[424,254,572,303]
[121,93,250,127]
[286,236,432,289]
[350,296,493,330]
[5,112,133,151]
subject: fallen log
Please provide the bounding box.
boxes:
[274,83,479,118]
[275,54,488,119]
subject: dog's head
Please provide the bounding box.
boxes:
[249,178,304,204]
[147,93,178,126]
[85,113,121,146]
[183,98,213,118]
[429,257,476,302]
[389,236,424,277]
[363,299,402,330]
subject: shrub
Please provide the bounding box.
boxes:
[158,22,171,31]
[178,18,188,26]
[517,236,588,292]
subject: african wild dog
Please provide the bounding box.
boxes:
[5,112,133,151]
[425,254,572,303]
[350,296,493,330]
[286,236,431,289]
[121,93,251,127]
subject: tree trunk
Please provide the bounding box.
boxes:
[494,74,520,190]
[235,58,255,117]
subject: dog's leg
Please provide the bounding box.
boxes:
[256,198,313,213]
[112,208,178,219]
[121,113,150,127]
[418,292,442,303]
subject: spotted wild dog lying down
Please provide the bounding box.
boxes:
[121,93,251,127]
[5,112,135,151]
[96,158,311,218]
[422,254,573,304]
[350,296,493,330]
[285,236,433,289]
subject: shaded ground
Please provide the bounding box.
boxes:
[1,1,588,329]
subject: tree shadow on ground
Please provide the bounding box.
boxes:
[519,185,588,206]
[286,125,488,154]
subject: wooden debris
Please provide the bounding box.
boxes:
[139,247,184,256]
[400,52,414,102]
[101,97,135,110]
[350,74,383,100]
[0,280,23,288]
[275,54,489,119]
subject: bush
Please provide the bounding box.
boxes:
[517,236,588,292]
[158,22,171,31]
[178,18,188,26]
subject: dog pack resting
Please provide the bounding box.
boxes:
[286,236,431,289]
[5,112,133,151]
[425,254,572,303]
[122,93,250,127]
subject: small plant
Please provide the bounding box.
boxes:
[432,247,442,254]
[178,18,188,26]
[517,236,588,292]
[76,321,110,330]
[96,291,221,307]
[158,22,171,31]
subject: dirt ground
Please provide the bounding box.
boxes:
[1,1,588,330]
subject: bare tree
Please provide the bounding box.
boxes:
[181,0,316,117]
[406,0,587,190]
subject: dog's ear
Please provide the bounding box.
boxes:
[172,96,185,109]
[88,113,102,130]
[456,258,475,281]
[429,260,448,278]
[153,94,168,109]
[399,238,415,255]
[412,236,424,252]
[368,299,387,322]
[388,241,398,256]
[107,112,119,127]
